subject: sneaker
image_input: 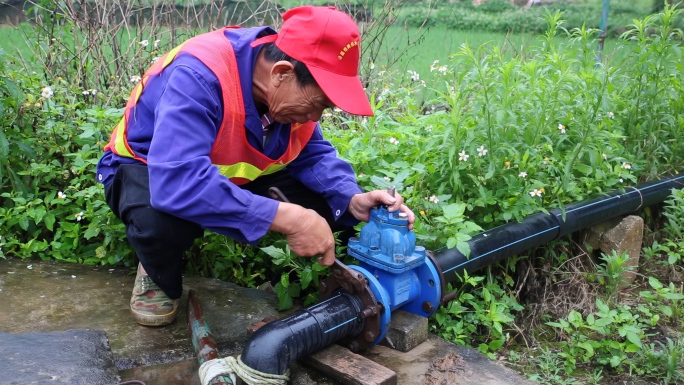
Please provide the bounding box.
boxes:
[130,263,178,326]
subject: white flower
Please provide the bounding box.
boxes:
[530,189,543,197]
[619,178,624,183]
[358,173,365,177]
[425,125,432,133]
[519,171,527,178]
[420,80,427,88]
[140,39,149,47]
[378,86,391,101]
[602,153,608,160]
[41,86,53,98]
[608,111,614,119]
[151,56,160,64]
[458,150,469,162]
[82,90,90,95]
[154,39,161,48]
[384,176,391,182]
[558,124,566,134]
[430,59,439,72]
[621,162,632,170]
[27,265,33,270]
[130,75,141,83]
[76,211,84,221]
[370,62,375,70]
[429,195,439,204]
[377,70,386,76]
[389,137,399,145]
[57,191,66,199]
[477,145,488,157]
[438,66,448,75]
[407,70,420,82]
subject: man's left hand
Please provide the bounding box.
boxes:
[348,190,415,230]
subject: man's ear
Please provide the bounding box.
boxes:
[271,60,295,87]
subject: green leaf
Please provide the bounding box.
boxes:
[18,217,29,231]
[447,236,457,249]
[300,267,312,290]
[44,213,55,231]
[586,313,595,325]
[594,318,613,327]
[609,355,621,367]
[648,276,663,290]
[488,339,504,350]
[626,331,642,348]
[578,341,594,358]
[261,245,288,265]
[3,77,23,102]
[576,163,593,176]
[668,254,678,265]
[443,203,466,221]
[625,343,641,353]
[280,273,290,288]
[456,241,471,258]
[84,226,100,240]
[482,287,491,302]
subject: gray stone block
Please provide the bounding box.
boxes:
[0,330,119,385]
[379,310,429,352]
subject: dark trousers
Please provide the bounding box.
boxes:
[105,163,352,299]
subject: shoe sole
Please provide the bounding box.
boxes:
[130,306,178,327]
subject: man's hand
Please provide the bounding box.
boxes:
[269,202,336,266]
[348,190,416,230]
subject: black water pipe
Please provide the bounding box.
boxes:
[240,291,365,375]
[434,173,684,283]
[239,174,684,376]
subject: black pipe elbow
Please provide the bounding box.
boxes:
[241,291,364,375]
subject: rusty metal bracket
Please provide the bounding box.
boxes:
[319,259,384,352]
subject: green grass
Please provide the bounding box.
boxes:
[367,25,627,96]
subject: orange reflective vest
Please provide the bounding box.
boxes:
[105,27,317,185]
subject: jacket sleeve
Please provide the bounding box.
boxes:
[146,60,279,243]
[287,123,363,225]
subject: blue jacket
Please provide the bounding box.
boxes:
[97,27,362,243]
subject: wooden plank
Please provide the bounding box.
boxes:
[303,344,397,385]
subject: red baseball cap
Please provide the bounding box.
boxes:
[251,6,373,116]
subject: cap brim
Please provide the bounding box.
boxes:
[308,66,374,116]
[250,34,278,47]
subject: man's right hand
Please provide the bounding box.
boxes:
[269,202,336,266]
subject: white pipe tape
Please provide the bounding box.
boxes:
[199,356,289,385]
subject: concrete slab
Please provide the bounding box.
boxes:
[0,329,119,385]
[365,336,535,385]
[0,258,533,385]
[0,258,279,370]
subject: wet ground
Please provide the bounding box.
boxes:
[0,258,533,385]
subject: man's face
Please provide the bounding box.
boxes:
[268,71,334,124]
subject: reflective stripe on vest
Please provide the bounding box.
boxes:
[105,28,317,185]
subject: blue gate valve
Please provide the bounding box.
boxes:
[346,190,442,345]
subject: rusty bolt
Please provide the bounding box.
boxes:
[359,308,374,319]
[422,301,433,313]
[348,341,360,352]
